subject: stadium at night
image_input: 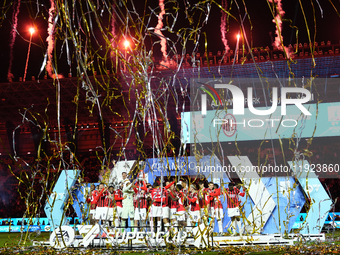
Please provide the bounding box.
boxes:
[1,0,340,253]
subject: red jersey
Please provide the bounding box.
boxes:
[162,189,170,207]
[134,181,148,192]
[198,188,205,208]
[86,190,99,209]
[206,188,215,207]
[169,190,179,209]
[177,191,186,212]
[188,192,200,211]
[134,182,148,209]
[149,181,175,206]
[96,188,108,207]
[150,187,163,206]
[182,188,189,207]
[146,193,152,209]
[198,188,210,208]
[105,192,115,208]
[210,188,223,209]
[114,189,123,208]
[225,187,245,208]
[134,191,148,209]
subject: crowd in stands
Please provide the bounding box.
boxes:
[159,40,340,68]
[7,41,340,82]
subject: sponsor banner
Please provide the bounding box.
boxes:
[144,155,230,181]
[0,226,9,232]
[9,226,22,232]
[0,225,42,232]
[0,224,79,232]
[0,217,80,232]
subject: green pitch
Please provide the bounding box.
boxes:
[0,231,340,254]
[0,232,50,247]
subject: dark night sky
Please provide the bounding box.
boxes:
[0,0,339,83]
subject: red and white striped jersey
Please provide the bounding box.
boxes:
[114,189,123,208]
[134,181,148,192]
[96,188,108,207]
[188,192,200,211]
[149,181,175,206]
[206,188,215,207]
[225,187,245,208]
[86,190,99,209]
[169,190,179,209]
[134,181,148,209]
[150,187,163,206]
[134,190,148,209]
[105,192,115,208]
[209,188,223,209]
[162,189,170,207]
[182,188,189,207]
[177,191,186,212]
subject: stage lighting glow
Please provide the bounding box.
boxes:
[123,40,130,49]
[29,27,35,35]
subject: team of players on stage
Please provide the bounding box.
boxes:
[86,172,244,236]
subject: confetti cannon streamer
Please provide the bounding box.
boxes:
[269,0,290,57]
[7,0,21,81]
[23,27,35,82]
[46,0,56,78]
[220,0,230,54]
[155,0,169,66]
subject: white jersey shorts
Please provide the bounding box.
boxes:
[228,207,240,218]
[170,208,177,220]
[215,207,224,220]
[151,205,162,218]
[95,207,107,220]
[116,206,123,218]
[162,207,170,219]
[200,207,210,218]
[134,208,147,221]
[90,209,96,218]
[121,206,135,219]
[106,207,115,221]
[209,206,215,218]
[176,211,186,222]
[189,210,200,222]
